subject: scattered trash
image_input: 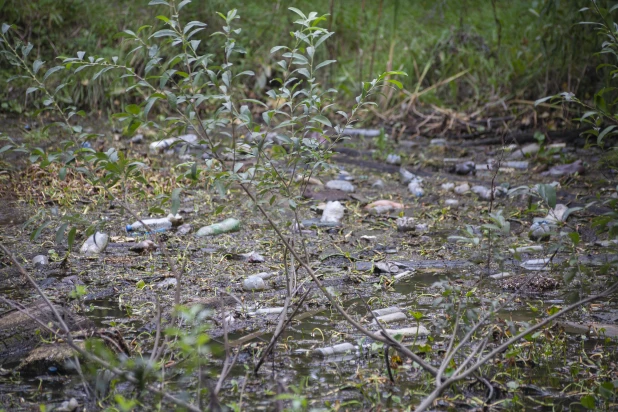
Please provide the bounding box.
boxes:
[558,321,618,338]
[325,180,355,192]
[441,182,455,191]
[32,255,48,267]
[343,128,381,137]
[55,398,79,412]
[314,342,356,357]
[243,276,267,291]
[509,245,544,254]
[444,199,459,207]
[542,159,584,177]
[399,167,417,184]
[295,175,323,186]
[396,217,416,232]
[126,215,182,233]
[490,272,514,280]
[149,134,198,152]
[503,160,529,169]
[521,258,551,271]
[372,179,385,189]
[80,232,109,256]
[129,134,144,144]
[236,251,265,263]
[529,221,552,241]
[321,201,345,224]
[364,200,404,214]
[595,239,618,247]
[408,180,425,197]
[384,326,430,337]
[156,278,177,289]
[360,235,376,241]
[415,223,429,232]
[430,138,447,146]
[386,154,402,165]
[373,311,407,324]
[372,306,402,317]
[196,218,241,237]
[337,170,355,181]
[253,307,285,315]
[545,204,568,223]
[454,183,470,195]
[301,218,340,228]
[471,185,492,200]
[392,270,414,281]
[453,161,476,175]
[129,240,157,254]
[509,143,539,159]
[176,223,192,236]
[374,261,399,273]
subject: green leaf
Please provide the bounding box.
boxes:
[537,184,556,208]
[313,115,331,127]
[597,125,616,145]
[33,60,44,74]
[136,279,146,290]
[568,232,580,246]
[151,29,179,39]
[26,87,39,95]
[315,59,336,70]
[67,227,77,251]
[387,79,403,89]
[55,222,69,246]
[125,104,141,116]
[59,167,67,181]
[148,0,170,5]
[2,23,10,34]
[170,188,182,215]
[43,66,64,81]
[580,395,595,409]
[534,95,555,106]
[288,7,307,19]
[32,220,53,241]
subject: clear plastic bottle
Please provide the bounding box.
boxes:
[126,218,172,233]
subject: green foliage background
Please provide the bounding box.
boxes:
[0,0,605,112]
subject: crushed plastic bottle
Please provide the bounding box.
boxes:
[196,218,241,237]
[314,342,356,357]
[321,201,345,224]
[386,154,402,165]
[80,232,109,256]
[408,181,424,197]
[399,167,417,184]
[325,180,355,192]
[529,220,552,241]
[454,183,470,195]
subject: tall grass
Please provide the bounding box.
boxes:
[0,0,603,114]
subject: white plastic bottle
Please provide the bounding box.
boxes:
[126,218,172,233]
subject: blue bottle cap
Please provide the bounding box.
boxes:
[126,225,132,232]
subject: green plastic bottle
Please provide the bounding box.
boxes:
[196,218,241,237]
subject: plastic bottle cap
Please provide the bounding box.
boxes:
[126,225,133,232]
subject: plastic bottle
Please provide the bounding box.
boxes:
[325,180,355,192]
[80,232,109,256]
[321,201,345,223]
[126,218,172,233]
[196,218,241,237]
